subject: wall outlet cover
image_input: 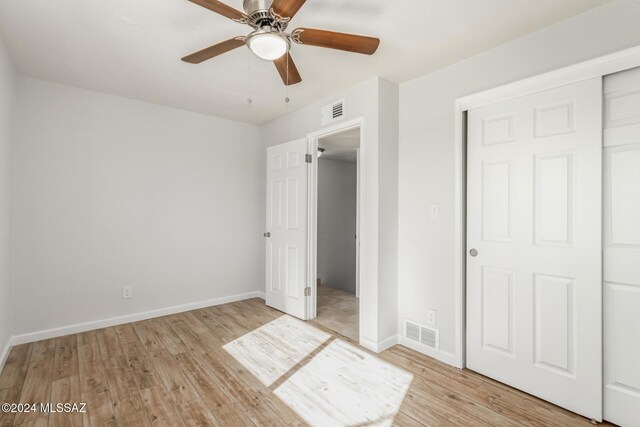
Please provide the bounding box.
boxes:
[426,309,436,325]
[429,204,440,219]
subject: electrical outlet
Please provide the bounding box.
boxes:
[426,309,436,325]
[122,286,132,299]
[429,204,440,219]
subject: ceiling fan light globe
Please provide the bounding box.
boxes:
[248,32,289,61]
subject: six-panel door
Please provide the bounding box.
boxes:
[466,78,603,420]
[266,139,309,320]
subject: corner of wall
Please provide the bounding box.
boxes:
[0,33,17,372]
[376,77,400,343]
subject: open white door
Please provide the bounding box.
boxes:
[466,78,602,420]
[265,138,309,320]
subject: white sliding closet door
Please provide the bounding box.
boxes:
[466,78,602,420]
[603,66,640,427]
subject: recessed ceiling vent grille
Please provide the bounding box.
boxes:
[404,320,439,350]
[332,101,343,118]
[321,99,345,125]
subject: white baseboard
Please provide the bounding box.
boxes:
[360,334,398,353]
[257,291,265,300]
[398,336,461,368]
[377,334,398,352]
[359,336,378,352]
[11,290,263,346]
[0,336,11,373]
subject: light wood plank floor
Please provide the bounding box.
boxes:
[0,298,613,426]
[315,285,358,341]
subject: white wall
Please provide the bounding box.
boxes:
[0,34,15,361]
[317,158,357,294]
[398,0,640,362]
[378,78,399,342]
[261,77,399,351]
[11,77,263,337]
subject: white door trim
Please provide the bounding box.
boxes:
[307,117,364,340]
[452,44,640,369]
[355,147,361,299]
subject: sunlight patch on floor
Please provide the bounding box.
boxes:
[223,315,331,386]
[274,339,413,427]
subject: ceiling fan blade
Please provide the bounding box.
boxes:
[188,0,248,23]
[182,37,246,64]
[292,28,380,55]
[271,0,306,19]
[274,52,302,85]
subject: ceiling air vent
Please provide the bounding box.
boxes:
[321,99,345,125]
[404,320,440,350]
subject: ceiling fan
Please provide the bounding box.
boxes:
[182,0,381,85]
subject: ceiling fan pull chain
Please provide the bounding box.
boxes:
[285,53,290,103]
[247,49,253,104]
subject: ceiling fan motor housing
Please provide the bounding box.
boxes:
[243,0,278,27]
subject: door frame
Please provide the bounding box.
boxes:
[306,118,364,334]
[452,45,640,369]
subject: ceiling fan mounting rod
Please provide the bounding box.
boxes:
[243,0,273,16]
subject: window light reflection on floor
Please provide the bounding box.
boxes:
[223,315,331,386]
[275,339,413,427]
[224,315,413,427]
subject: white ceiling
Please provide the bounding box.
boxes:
[319,127,359,162]
[0,0,611,125]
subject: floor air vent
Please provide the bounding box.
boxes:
[406,321,420,342]
[404,320,439,350]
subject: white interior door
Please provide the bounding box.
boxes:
[466,78,602,420]
[603,66,640,427]
[265,138,309,319]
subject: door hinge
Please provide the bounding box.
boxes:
[304,287,311,297]
[305,153,312,164]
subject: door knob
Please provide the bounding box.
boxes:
[469,248,478,257]
[264,232,271,238]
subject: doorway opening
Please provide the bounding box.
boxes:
[312,127,360,341]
